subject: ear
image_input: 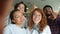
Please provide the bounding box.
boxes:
[12,19,15,23]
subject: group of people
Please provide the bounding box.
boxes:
[3,1,60,34]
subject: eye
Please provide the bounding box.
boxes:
[15,16,19,18]
[33,14,40,16]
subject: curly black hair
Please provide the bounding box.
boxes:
[43,5,53,11]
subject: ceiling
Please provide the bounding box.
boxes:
[14,0,60,13]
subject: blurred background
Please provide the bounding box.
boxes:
[13,0,60,13]
[0,0,60,34]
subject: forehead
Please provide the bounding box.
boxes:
[13,11,22,16]
[34,10,41,14]
[45,7,52,9]
[19,4,25,6]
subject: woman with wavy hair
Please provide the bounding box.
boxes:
[27,8,51,34]
[3,9,26,34]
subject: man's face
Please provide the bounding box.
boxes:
[45,7,53,16]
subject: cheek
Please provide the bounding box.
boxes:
[15,19,20,22]
[21,18,24,21]
[15,18,24,23]
[33,16,35,21]
[37,16,42,22]
[20,17,25,22]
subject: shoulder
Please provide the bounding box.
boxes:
[43,25,51,32]
[46,25,50,28]
[3,24,15,34]
[42,25,51,34]
[44,25,50,29]
[46,25,49,28]
[4,24,15,30]
[43,25,51,33]
[6,24,15,27]
[26,27,38,34]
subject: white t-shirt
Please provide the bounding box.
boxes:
[3,24,51,34]
[3,24,27,34]
[26,25,51,34]
[40,25,51,34]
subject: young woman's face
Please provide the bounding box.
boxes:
[17,4,25,13]
[33,11,42,25]
[13,11,25,25]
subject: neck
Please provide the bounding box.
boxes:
[16,24,23,28]
[34,23,38,26]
